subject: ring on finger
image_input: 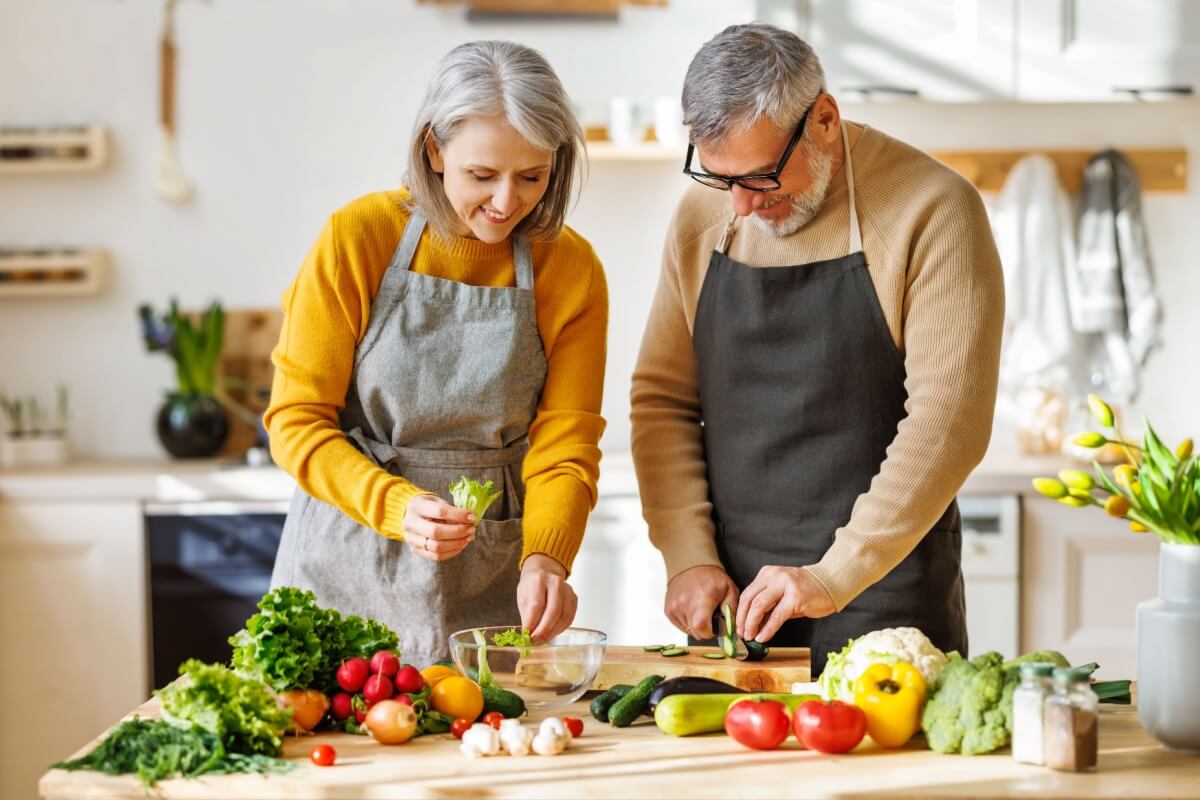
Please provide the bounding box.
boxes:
[422,537,431,552]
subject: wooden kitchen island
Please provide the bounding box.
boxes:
[39,695,1200,800]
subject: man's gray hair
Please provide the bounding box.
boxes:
[682,22,826,147]
[406,40,585,242]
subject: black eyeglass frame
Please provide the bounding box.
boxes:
[682,105,814,192]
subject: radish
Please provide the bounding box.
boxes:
[363,673,394,703]
[331,692,353,721]
[395,694,414,707]
[369,650,400,677]
[394,665,424,694]
[337,657,370,692]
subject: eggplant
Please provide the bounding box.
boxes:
[647,676,744,714]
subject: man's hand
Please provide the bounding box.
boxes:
[403,494,475,561]
[518,554,578,644]
[737,566,836,642]
[664,565,739,640]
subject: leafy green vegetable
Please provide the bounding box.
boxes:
[229,587,338,692]
[51,717,291,787]
[157,660,293,757]
[449,476,503,518]
[472,629,496,688]
[492,627,534,648]
[921,650,1070,755]
[228,586,399,693]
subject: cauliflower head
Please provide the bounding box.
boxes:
[819,626,950,703]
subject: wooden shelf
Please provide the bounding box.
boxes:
[931,148,1188,193]
[0,249,107,297]
[0,126,109,174]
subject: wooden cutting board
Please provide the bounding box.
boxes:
[593,645,810,693]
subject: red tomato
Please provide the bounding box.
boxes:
[450,718,473,740]
[562,717,584,738]
[481,711,505,730]
[309,744,336,767]
[792,700,868,754]
[723,699,791,750]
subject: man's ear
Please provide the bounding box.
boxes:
[426,134,445,173]
[810,94,841,146]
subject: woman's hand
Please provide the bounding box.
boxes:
[403,494,476,561]
[517,554,578,644]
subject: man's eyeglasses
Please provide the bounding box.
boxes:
[682,105,812,192]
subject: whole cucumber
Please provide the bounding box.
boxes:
[654,692,819,737]
[608,675,664,728]
[589,684,635,722]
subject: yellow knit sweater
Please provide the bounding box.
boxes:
[266,190,608,572]
[631,123,1004,611]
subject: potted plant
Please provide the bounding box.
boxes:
[0,386,70,468]
[138,298,229,458]
[1034,395,1199,753]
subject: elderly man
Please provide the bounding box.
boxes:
[630,23,1004,674]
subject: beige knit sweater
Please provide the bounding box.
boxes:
[630,122,1005,612]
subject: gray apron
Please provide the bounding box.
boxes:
[691,126,967,676]
[271,208,549,667]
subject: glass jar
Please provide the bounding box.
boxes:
[1012,662,1056,765]
[1043,666,1099,772]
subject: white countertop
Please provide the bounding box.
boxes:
[0,448,1068,504]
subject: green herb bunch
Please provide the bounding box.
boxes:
[138,298,224,397]
[1034,394,1199,546]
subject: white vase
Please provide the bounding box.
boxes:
[1137,542,1200,753]
[0,434,69,468]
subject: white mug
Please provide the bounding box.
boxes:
[653,96,686,148]
[608,97,644,146]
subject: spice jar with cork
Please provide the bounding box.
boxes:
[1043,666,1099,772]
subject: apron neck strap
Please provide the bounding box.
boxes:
[843,123,862,254]
[393,207,535,290]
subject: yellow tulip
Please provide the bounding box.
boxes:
[1067,488,1093,502]
[1059,470,1095,491]
[1104,495,1131,517]
[1177,438,1194,460]
[1130,521,1148,533]
[1087,394,1115,428]
[1072,432,1107,448]
[1058,496,1088,507]
[1113,464,1138,489]
[1033,478,1068,499]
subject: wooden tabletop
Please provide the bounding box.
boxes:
[40,696,1200,800]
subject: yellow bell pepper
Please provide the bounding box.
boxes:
[852,662,927,748]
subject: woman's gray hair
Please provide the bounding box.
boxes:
[405,40,585,242]
[682,22,826,148]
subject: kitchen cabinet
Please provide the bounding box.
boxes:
[1020,493,1159,680]
[800,0,1016,101]
[0,499,147,800]
[1015,0,1200,100]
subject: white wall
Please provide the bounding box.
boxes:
[2,0,1198,460]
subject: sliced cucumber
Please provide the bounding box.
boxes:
[720,603,737,657]
[661,647,689,657]
[701,652,726,660]
[642,644,668,652]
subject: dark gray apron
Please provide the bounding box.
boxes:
[691,126,967,675]
[271,208,549,667]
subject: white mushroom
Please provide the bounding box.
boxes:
[539,717,573,747]
[499,719,533,757]
[460,723,501,757]
[532,717,570,756]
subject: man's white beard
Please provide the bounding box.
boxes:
[749,140,835,238]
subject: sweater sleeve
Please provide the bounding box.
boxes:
[519,248,609,573]
[804,179,1005,611]
[265,212,425,540]
[630,211,725,581]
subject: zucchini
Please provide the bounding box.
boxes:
[589,684,634,722]
[654,692,819,737]
[647,676,742,714]
[608,675,664,728]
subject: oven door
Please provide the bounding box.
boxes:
[144,500,289,692]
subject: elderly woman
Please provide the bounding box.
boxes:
[267,41,607,666]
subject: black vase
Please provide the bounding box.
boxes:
[156,394,229,458]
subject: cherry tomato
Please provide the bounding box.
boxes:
[450,718,473,740]
[562,716,584,738]
[724,699,790,750]
[309,744,336,767]
[481,711,505,730]
[792,700,868,754]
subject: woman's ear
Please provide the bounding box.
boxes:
[425,134,445,173]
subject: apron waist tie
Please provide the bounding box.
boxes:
[345,427,530,470]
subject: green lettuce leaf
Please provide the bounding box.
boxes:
[157,660,292,757]
[449,476,503,518]
[228,587,338,692]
